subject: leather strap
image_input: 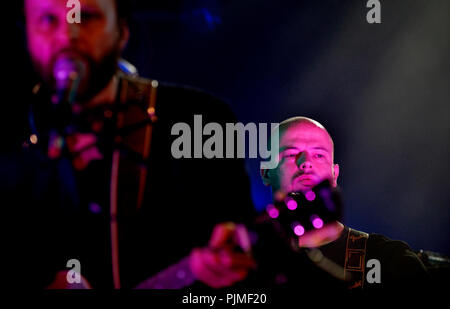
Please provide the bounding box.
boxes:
[114,74,159,214]
[110,74,159,288]
[344,228,369,289]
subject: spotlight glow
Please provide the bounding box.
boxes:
[30,134,38,145]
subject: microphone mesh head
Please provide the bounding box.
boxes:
[53,57,86,92]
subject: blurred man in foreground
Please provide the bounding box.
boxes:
[4,0,255,288]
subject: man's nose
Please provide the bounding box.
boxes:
[56,22,81,45]
[295,152,312,170]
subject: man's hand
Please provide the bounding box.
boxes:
[298,221,344,248]
[189,222,256,288]
[46,270,92,289]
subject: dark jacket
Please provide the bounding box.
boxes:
[246,224,430,290]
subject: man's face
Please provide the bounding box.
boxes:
[264,122,339,194]
[25,0,128,100]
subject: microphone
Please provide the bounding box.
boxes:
[48,57,87,136]
[53,57,86,105]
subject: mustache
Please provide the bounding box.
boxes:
[31,43,121,102]
[50,49,91,70]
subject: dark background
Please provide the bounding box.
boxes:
[11,0,449,254]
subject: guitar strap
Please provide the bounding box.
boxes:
[112,74,159,216]
[110,74,159,288]
[344,228,369,289]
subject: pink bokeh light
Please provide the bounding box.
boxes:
[266,204,279,219]
[305,190,316,201]
[293,224,305,236]
[312,216,324,229]
[286,198,298,210]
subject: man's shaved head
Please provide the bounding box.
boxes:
[262,116,339,194]
[275,116,335,161]
[279,116,326,130]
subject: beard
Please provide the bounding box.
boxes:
[30,44,121,103]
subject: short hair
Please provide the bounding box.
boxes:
[115,0,132,22]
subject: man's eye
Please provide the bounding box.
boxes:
[82,11,101,22]
[314,154,325,159]
[284,153,297,158]
[40,14,57,25]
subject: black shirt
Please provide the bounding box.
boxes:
[246,224,430,290]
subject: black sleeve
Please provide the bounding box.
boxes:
[366,234,430,289]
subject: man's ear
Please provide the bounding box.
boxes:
[118,21,130,51]
[332,163,339,187]
[261,168,271,186]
